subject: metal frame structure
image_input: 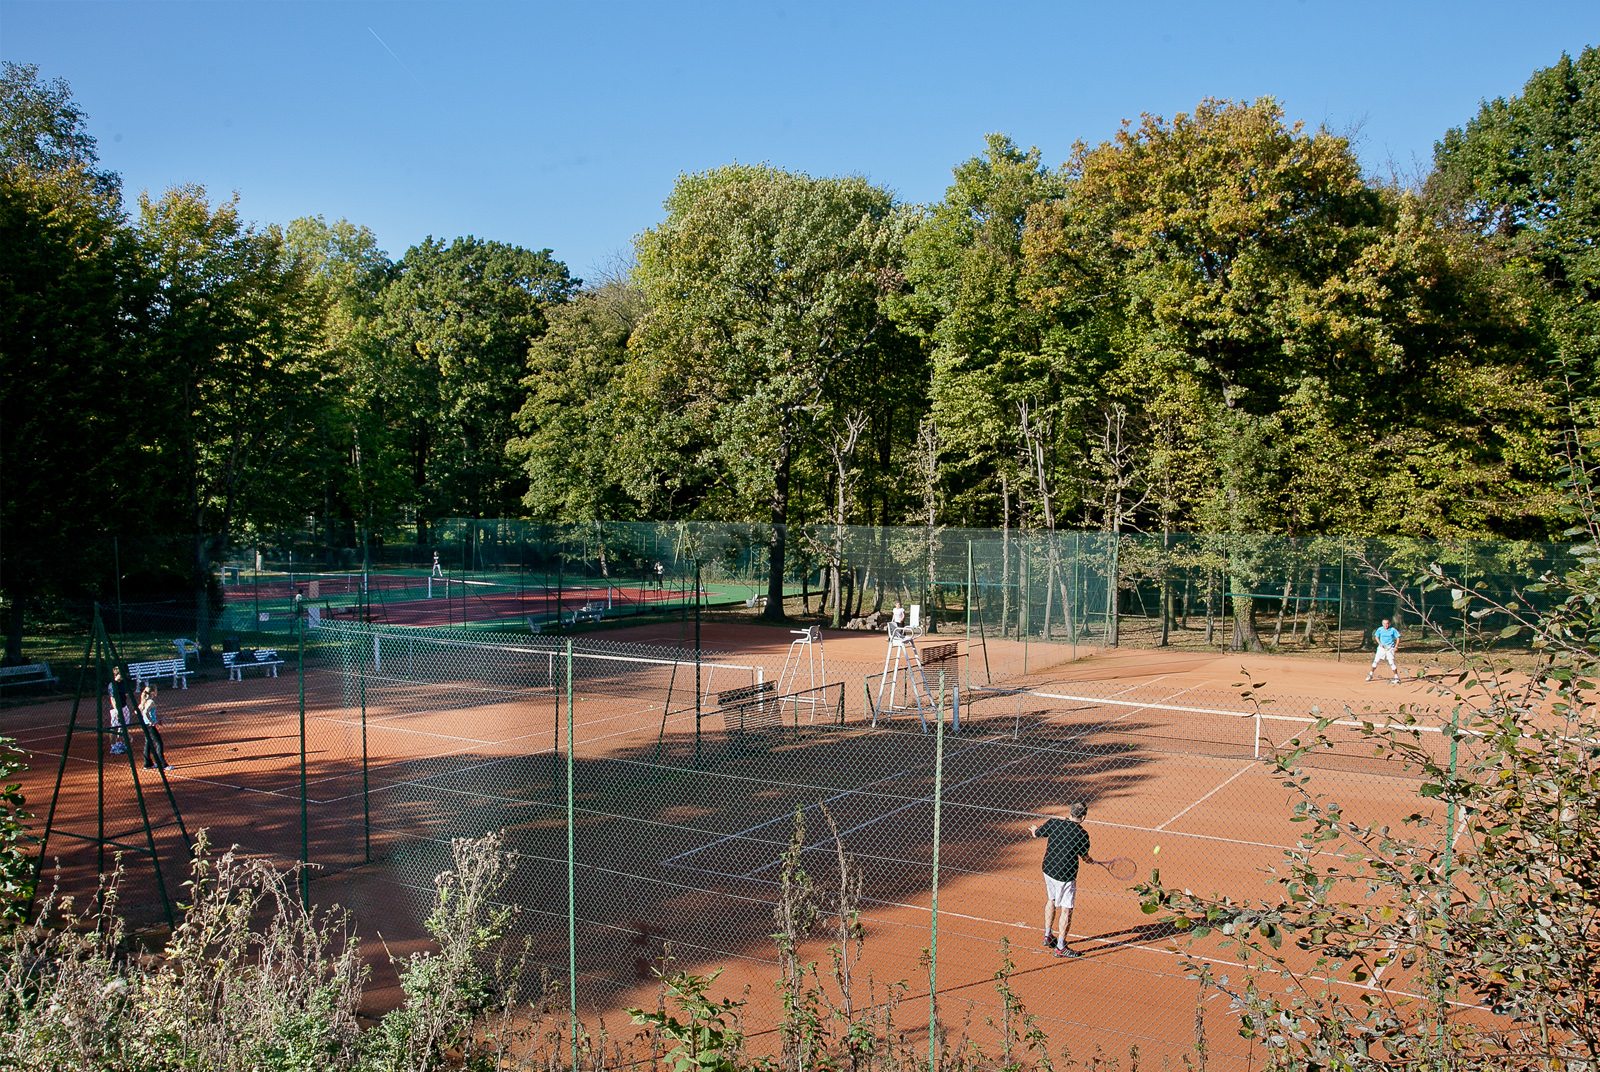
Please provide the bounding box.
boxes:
[30,605,193,927]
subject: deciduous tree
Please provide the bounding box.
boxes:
[630,165,912,617]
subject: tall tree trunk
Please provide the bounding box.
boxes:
[829,552,843,629]
[1303,562,1322,644]
[872,521,887,614]
[1271,576,1292,647]
[1001,472,1012,639]
[193,533,213,652]
[1205,570,1217,646]
[1041,556,1055,641]
[764,436,792,620]
[1231,582,1264,652]
[1108,535,1121,647]
[1159,530,1172,647]
[4,590,26,665]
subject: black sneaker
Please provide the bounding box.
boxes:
[1054,946,1082,959]
[1044,933,1057,948]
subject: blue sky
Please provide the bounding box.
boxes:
[3,1,1598,281]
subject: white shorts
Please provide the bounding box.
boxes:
[1372,645,1396,669]
[1043,876,1077,909]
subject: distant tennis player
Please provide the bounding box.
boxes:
[1029,801,1099,959]
[1367,618,1401,684]
[431,551,443,578]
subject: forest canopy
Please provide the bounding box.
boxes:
[3,48,1598,651]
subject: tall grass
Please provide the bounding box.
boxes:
[2,822,1171,1072]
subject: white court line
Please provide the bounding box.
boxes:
[681,686,1219,881]
[733,710,1174,879]
[1108,675,1170,697]
[1030,689,1451,734]
[737,734,1055,877]
[665,689,1359,882]
[658,732,1003,866]
[1155,764,1256,831]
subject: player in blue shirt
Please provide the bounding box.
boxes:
[1367,619,1401,684]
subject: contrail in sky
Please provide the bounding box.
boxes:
[369,27,429,94]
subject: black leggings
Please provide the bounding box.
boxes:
[141,723,167,768]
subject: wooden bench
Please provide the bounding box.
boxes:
[716,680,782,739]
[129,658,193,690]
[0,662,59,690]
[223,648,286,680]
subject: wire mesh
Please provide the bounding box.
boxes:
[300,622,1449,1062]
[198,522,1577,664]
[20,546,1514,1060]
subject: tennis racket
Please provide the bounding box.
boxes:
[1096,857,1136,881]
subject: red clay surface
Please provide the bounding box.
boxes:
[9,628,1473,1064]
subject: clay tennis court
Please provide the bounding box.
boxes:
[13,624,1467,1065]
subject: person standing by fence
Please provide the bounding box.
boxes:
[108,665,135,755]
[137,683,172,771]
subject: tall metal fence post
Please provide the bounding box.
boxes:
[1070,532,1079,660]
[965,541,973,696]
[566,638,578,1068]
[298,597,309,908]
[1107,533,1120,647]
[929,674,945,1069]
[1021,543,1029,676]
[694,561,702,769]
[360,633,371,864]
[1336,542,1346,662]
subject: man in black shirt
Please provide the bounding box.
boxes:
[1028,801,1097,958]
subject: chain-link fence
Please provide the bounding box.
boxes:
[25,596,1480,1063]
[31,523,1570,668]
[316,621,1455,1063]
[208,522,1573,660]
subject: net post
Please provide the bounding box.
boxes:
[1254,707,1261,759]
[565,637,577,1067]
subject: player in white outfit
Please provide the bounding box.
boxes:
[1367,619,1400,684]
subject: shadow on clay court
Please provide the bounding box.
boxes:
[20,688,1171,1010]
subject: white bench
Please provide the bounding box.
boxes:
[566,603,605,625]
[129,658,193,689]
[223,648,285,680]
[172,638,200,664]
[0,662,59,690]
